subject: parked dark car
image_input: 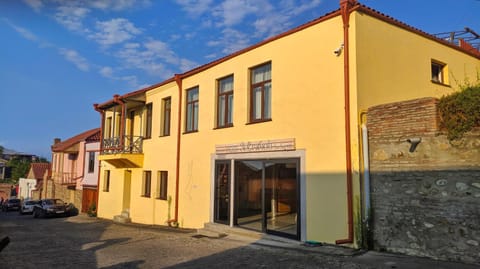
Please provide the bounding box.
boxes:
[33,199,70,218]
[2,198,21,212]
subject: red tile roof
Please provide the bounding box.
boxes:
[29,162,51,180]
[51,128,101,152]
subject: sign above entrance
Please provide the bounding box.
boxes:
[216,138,295,154]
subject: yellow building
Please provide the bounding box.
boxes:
[94,0,480,245]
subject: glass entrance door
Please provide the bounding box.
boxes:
[234,159,299,239]
[265,161,299,239]
[235,160,264,231]
[214,161,230,224]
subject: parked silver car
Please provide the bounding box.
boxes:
[19,200,39,215]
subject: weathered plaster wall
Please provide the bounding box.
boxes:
[367,97,480,264]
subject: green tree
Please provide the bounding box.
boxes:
[6,157,31,183]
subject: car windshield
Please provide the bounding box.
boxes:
[44,199,64,205]
[10,199,20,203]
[25,201,37,205]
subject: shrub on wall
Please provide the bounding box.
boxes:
[438,82,480,140]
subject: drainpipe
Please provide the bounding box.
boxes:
[168,74,183,226]
[336,0,357,245]
[361,123,371,236]
[93,104,104,212]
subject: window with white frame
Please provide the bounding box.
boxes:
[217,75,234,128]
[250,62,271,122]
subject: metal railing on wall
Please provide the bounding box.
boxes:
[101,136,143,154]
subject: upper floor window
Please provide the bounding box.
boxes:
[250,62,271,122]
[88,152,95,173]
[217,75,234,128]
[431,60,447,85]
[145,103,153,139]
[161,97,171,136]
[186,87,199,133]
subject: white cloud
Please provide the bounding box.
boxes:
[5,21,38,42]
[115,39,197,78]
[99,66,114,78]
[218,0,260,27]
[58,48,90,71]
[54,5,90,32]
[22,0,44,12]
[290,0,322,16]
[89,0,150,11]
[207,28,251,55]
[175,0,213,16]
[89,18,142,46]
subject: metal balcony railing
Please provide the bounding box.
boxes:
[52,172,79,185]
[101,136,143,154]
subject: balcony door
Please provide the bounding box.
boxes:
[128,110,135,152]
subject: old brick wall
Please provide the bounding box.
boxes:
[367,97,480,264]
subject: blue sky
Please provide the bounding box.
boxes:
[0,0,479,159]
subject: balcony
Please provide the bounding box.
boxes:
[99,135,144,168]
[53,172,79,186]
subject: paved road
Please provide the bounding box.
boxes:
[0,211,477,268]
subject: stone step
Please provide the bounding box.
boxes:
[198,222,263,239]
[113,214,131,224]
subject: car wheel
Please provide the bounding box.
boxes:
[39,209,46,218]
[33,209,38,218]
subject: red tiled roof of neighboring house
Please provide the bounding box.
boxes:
[29,162,51,180]
[95,1,480,109]
[51,128,101,152]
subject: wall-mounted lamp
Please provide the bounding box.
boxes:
[406,137,422,152]
[334,43,344,56]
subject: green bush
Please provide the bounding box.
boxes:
[438,84,480,140]
[87,203,97,217]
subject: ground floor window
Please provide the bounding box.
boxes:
[142,171,151,197]
[157,171,168,200]
[103,170,110,192]
[214,158,299,240]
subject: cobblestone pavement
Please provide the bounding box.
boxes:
[0,211,477,269]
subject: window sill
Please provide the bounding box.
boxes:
[141,195,151,198]
[183,130,198,135]
[214,124,233,130]
[156,197,167,201]
[431,80,450,87]
[246,119,272,125]
[159,134,170,138]
[143,137,152,140]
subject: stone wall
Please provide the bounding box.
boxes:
[54,183,82,210]
[367,97,480,264]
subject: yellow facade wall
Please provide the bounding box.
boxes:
[177,15,351,243]
[97,163,127,219]
[352,11,480,111]
[96,8,480,246]
[97,82,180,226]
